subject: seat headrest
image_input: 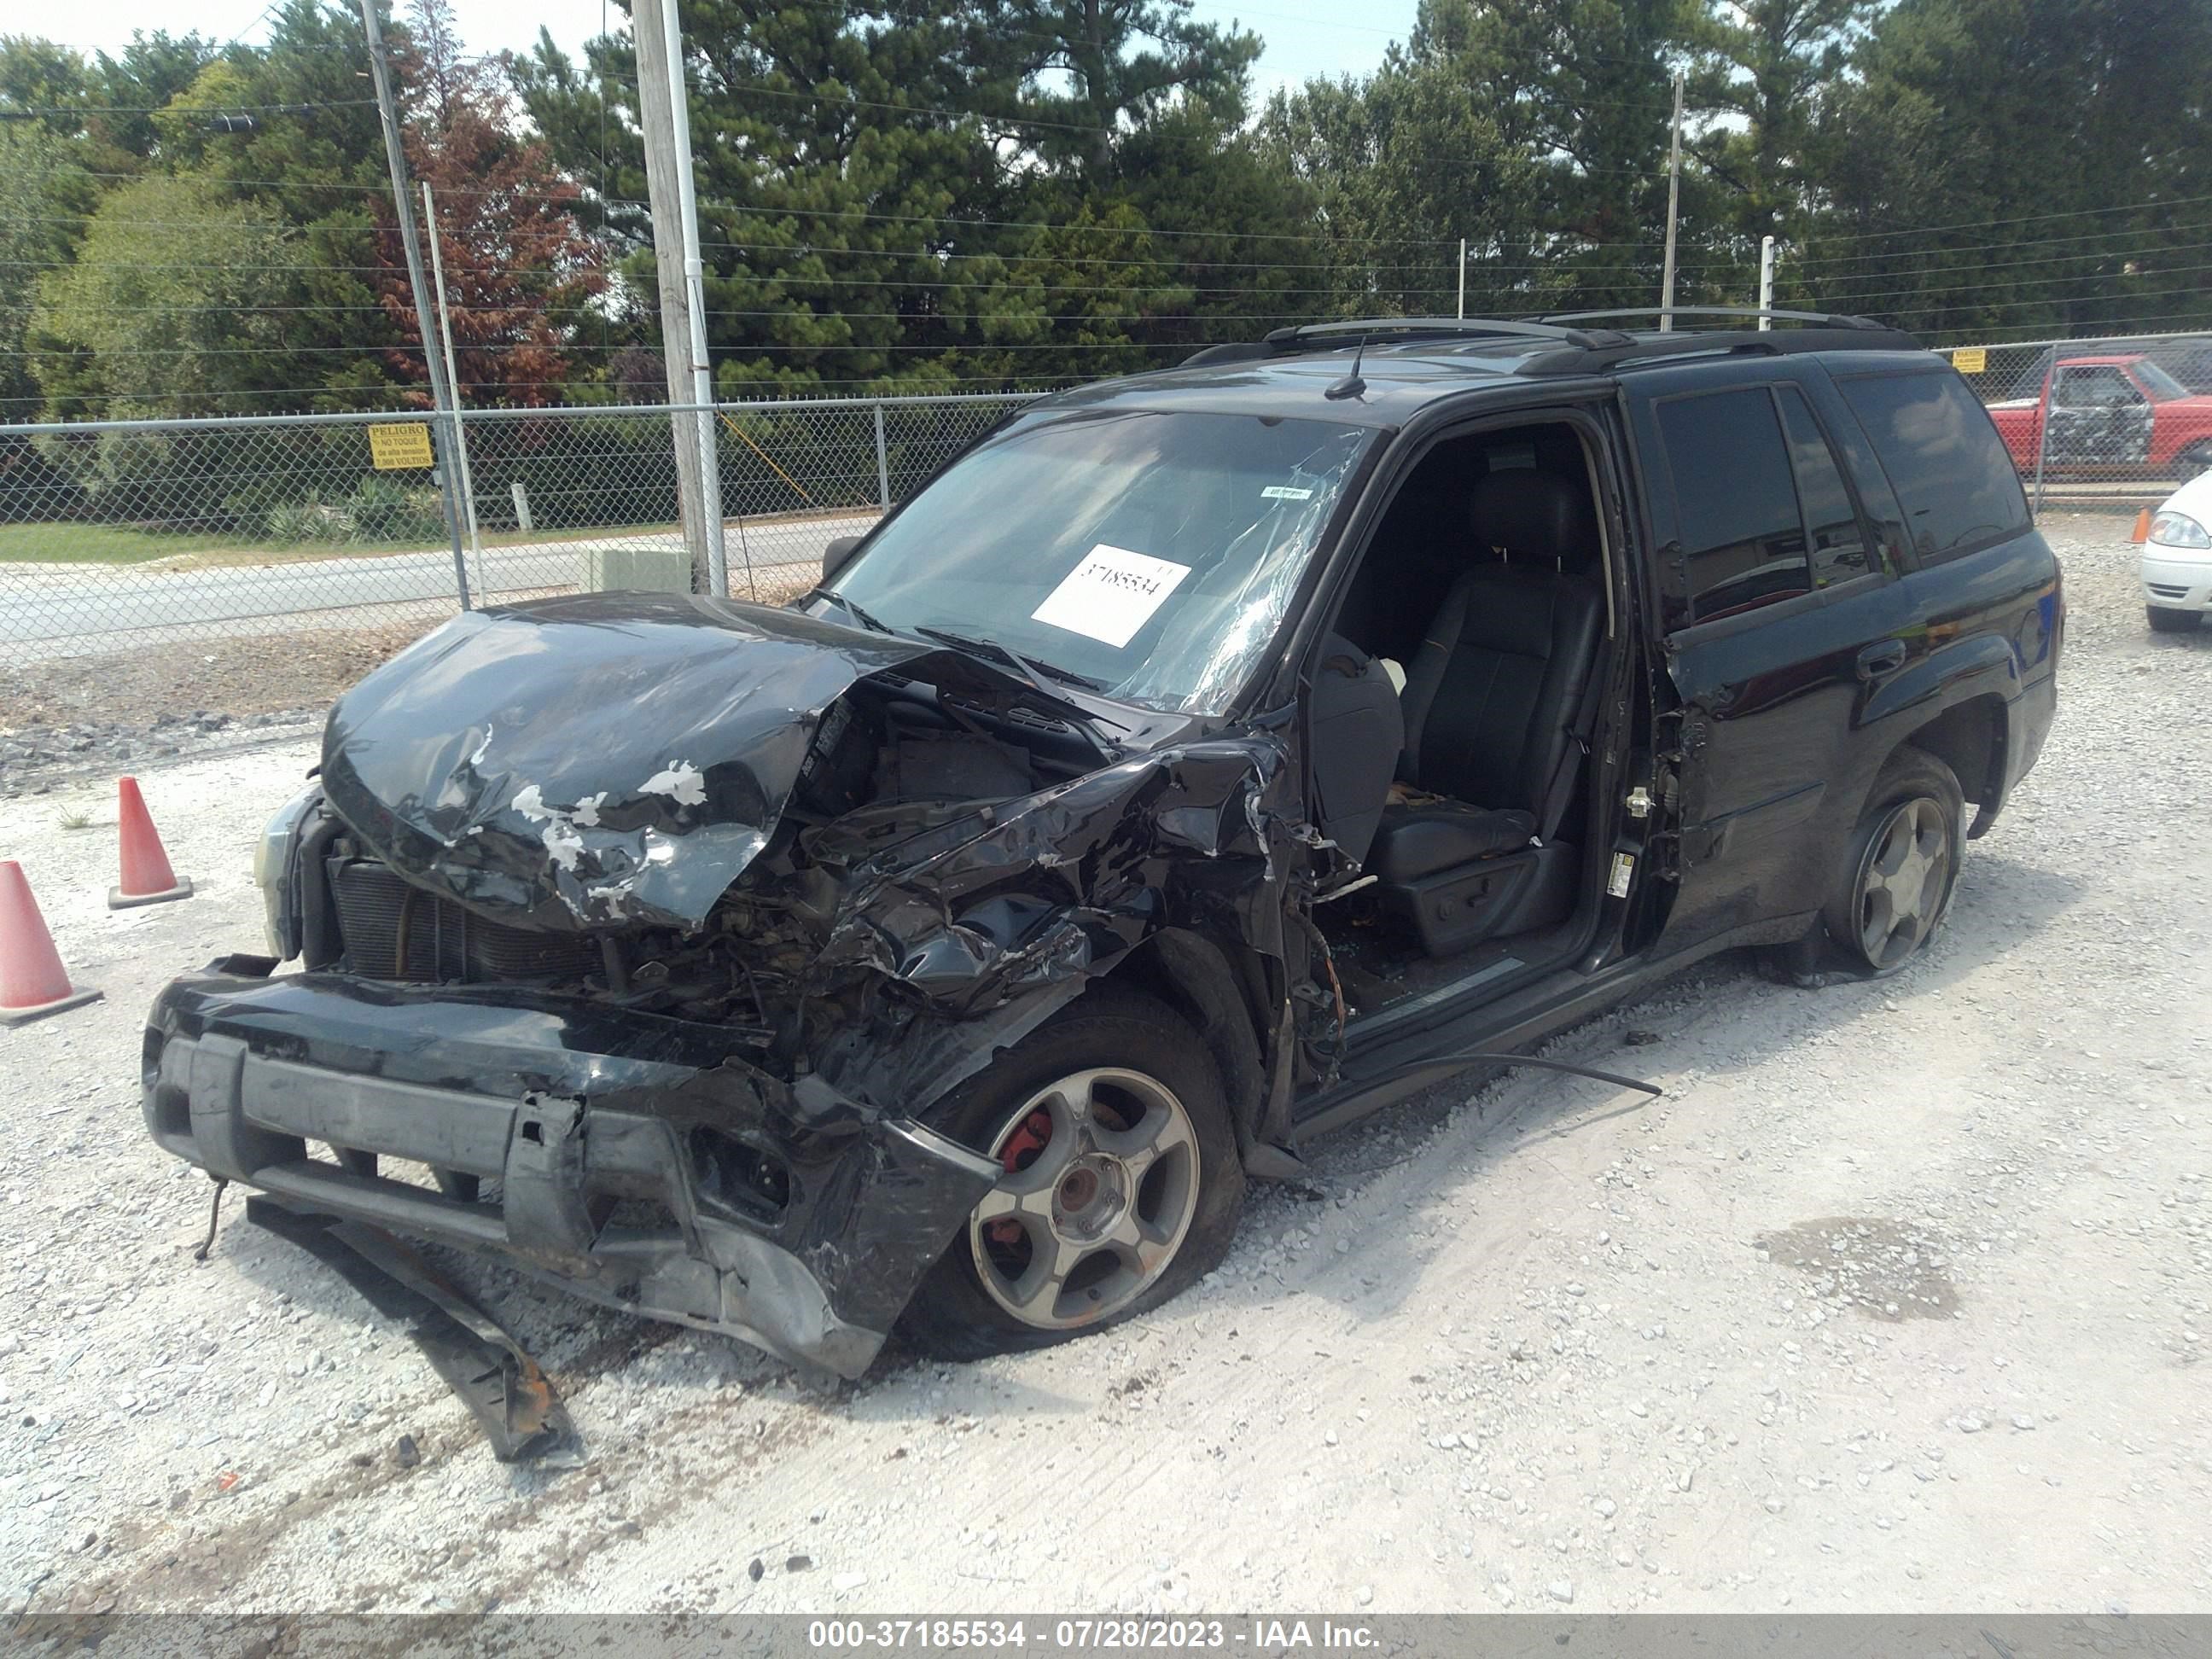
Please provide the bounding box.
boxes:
[1466,469,1595,567]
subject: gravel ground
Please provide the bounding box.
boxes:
[1,512,2206,1617]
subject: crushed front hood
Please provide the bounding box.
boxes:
[319,591,1087,933]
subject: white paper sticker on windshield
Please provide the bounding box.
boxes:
[1261,485,1314,500]
[1030,544,1192,649]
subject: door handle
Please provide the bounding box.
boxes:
[1856,640,1906,680]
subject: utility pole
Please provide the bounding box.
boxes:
[632,0,726,595]
[1757,235,1777,329]
[1457,237,1467,320]
[1659,67,1685,333]
[422,181,485,593]
[359,0,471,607]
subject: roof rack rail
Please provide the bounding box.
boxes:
[1535,306,1889,332]
[1262,316,1633,352]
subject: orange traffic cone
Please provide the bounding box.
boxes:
[2131,507,2152,542]
[0,860,100,1026]
[108,776,193,910]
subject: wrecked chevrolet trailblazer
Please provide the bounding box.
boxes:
[143,316,2060,1377]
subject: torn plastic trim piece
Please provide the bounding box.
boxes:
[1353,1050,1663,1098]
[244,1194,585,1466]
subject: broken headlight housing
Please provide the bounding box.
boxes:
[253,784,322,961]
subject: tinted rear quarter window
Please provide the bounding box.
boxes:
[1834,370,2029,564]
[1773,385,1879,590]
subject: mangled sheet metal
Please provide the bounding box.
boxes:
[319,592,1093,935]
[320,594,1303,1057]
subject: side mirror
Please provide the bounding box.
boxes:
[822,534,863,585]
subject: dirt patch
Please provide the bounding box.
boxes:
[0,621,432,736]
[0,573,818,795]
[1755,1216,1962,1321]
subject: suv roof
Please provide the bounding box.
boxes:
[1048,309,1928,428]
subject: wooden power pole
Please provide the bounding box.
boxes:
[1659,68,1685,332]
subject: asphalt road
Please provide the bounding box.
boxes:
[0,512,876,661]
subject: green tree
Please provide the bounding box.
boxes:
[978,0,1260,184]
[963,201,1193,382]
[1260,52,1534,319]
[166,2,412,409]
[1807,0,2212,337]
[27,172,296,416]
[0,121,92,416]
[518,0,1041,395]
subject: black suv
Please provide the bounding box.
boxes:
[142,311,2062,1378]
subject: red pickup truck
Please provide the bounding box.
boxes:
[1984,352,2212,479]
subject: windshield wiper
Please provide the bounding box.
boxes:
[912,626,1126,754]
[806,587,895,635]
[913,627,1108,693]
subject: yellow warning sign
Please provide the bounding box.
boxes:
[1951,346,1988,375]
[368,422,434,470]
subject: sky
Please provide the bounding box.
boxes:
[41,0,1420,102]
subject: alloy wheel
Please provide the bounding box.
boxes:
[969,1067,1202,1330]
[1852,795,1951,970]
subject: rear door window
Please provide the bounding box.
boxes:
[1833,369,2030,565]
[1774,385,1882,589]
[1652,387,1809,628]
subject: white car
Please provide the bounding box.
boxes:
[2145,469,2212,632]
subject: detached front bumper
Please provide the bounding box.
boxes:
[143,961,998,1377]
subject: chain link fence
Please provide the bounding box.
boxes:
[8,330,2208,744]
[0,392,1036,666]
[1936,329,2212,510]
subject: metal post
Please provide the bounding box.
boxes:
[1757,235,1776,329]
[1457,237,1466,320]
[660,0,728,597]
[873,402,891,511]
[422,181,486,595]
[1660,68,1685,332]
[631,0,708,584]
[358,0,470,608]
[2031,347,2058,516]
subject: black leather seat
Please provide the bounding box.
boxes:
[1367,469,1605,952]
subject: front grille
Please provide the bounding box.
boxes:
[329,858,598,984]
[2148,582,2192,600]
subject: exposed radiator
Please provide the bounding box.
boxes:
[329,858,598,984]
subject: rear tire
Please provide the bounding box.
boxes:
[1820,745,1964,975]
[2148,605,2203,633]
[898,985,1244,1362]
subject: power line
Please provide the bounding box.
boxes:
[1810,190,2212,245]
[0,98,377,116]
[1794,221,2212,270]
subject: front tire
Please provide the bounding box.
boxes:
[2148,604,2203,633]
[899,986,1244,1361]
[1820,745,1964,975]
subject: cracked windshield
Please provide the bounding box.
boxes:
[829,407,1371,713]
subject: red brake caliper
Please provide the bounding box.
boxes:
[987,1108,1054,1248]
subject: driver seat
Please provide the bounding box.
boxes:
[1367,469,1604,956]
